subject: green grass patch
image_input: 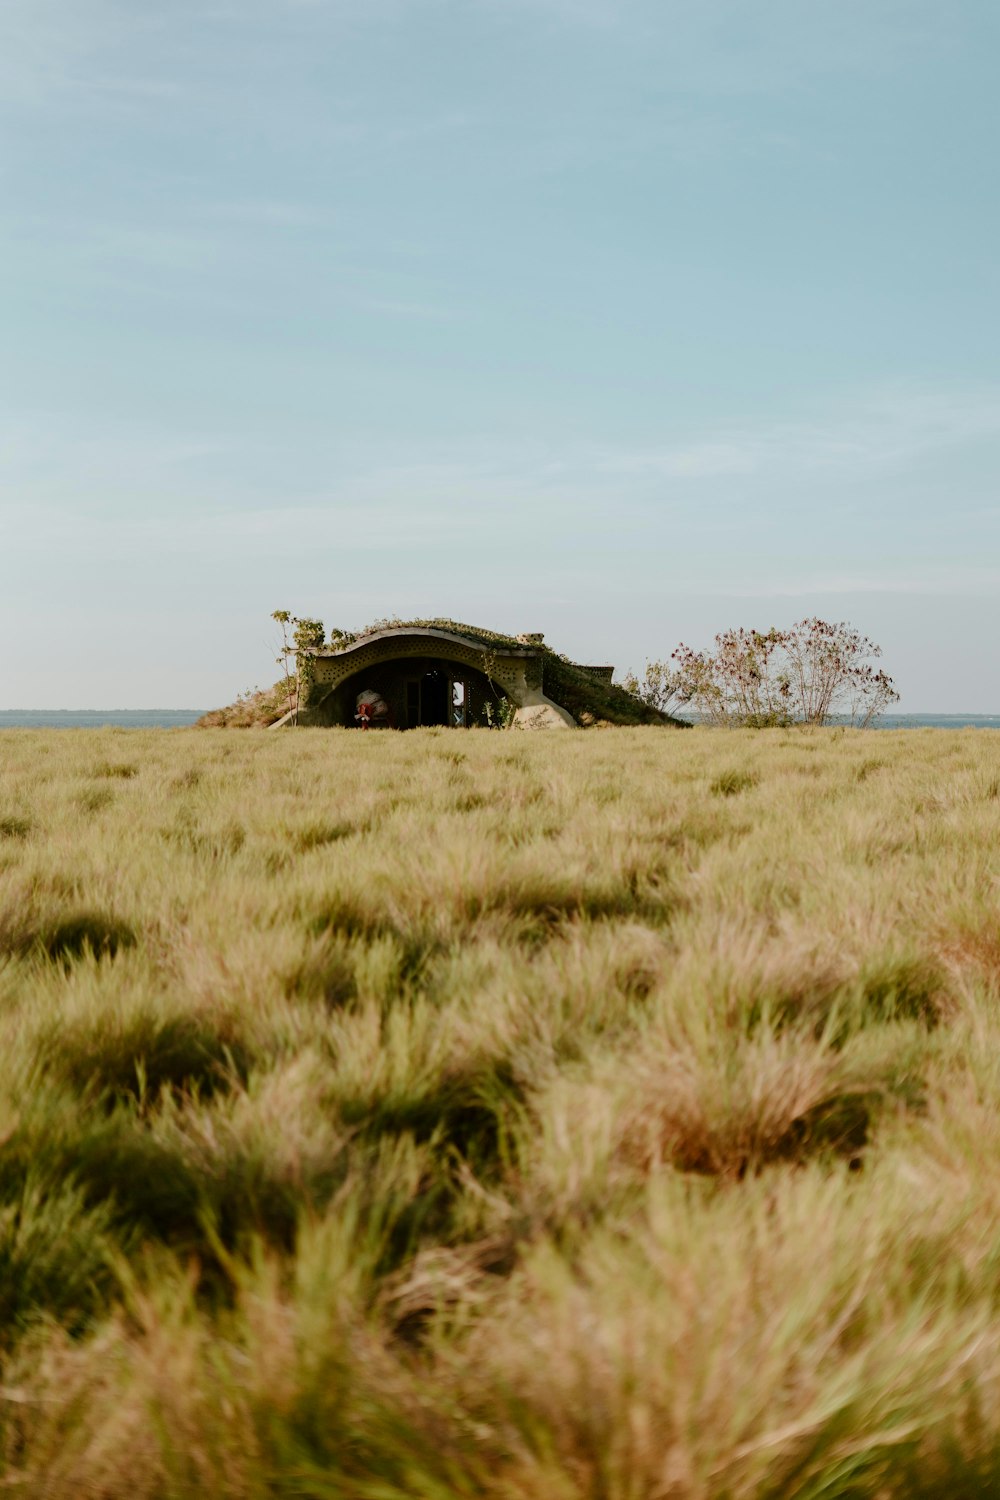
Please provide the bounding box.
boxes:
[0,814,32,840]
[710,767,760,797]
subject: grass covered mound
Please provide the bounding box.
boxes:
[197,617,685,727]
[2,725,1000,1494]
[350,616,686,725]
[540,651,675,725]
[195,681,290,728]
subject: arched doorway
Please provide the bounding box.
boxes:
[327,656,507,728]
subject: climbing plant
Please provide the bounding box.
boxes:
[272,611,326,723]
[271,611,297,721]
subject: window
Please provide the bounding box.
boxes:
[451,679,467,726]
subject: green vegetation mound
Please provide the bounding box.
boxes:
[198,617,687,727]
[196,682,289,729]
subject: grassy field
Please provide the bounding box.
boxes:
[1,725,999,1497]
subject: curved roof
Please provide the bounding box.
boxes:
[309,626,539,661]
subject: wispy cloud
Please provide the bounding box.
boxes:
[0,0,955,125]
[0,1,168,109]
[726,565,1000,599]
[4,383,998,596]
[593,385,1000,485]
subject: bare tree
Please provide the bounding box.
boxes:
[779,618,897,728]
[620,660,685,717]
[630,619,898,727]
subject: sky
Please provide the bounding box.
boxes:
[1,0,998,710]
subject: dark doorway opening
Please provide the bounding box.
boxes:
[335,657,500,729]
[408,670,449,726]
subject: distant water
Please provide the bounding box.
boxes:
[0,711,997,731]
[669,713,1000,730]
[0,710,208,729]
[869,715,1000,730]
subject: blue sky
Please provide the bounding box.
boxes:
[2,0,998,709]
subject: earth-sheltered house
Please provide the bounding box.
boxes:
[283,621,684,730]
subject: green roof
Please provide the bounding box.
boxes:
[329,618,687,727]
